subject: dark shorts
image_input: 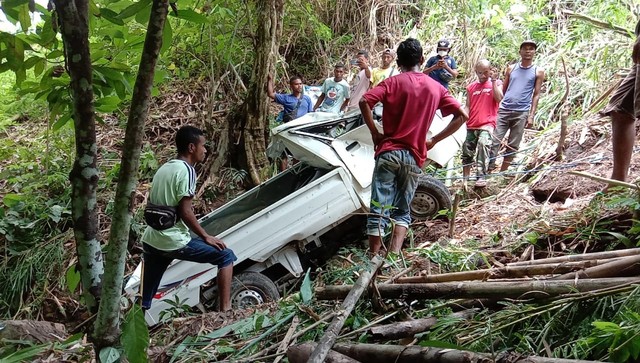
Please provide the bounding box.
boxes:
[603,64,640,119]
[141,238,237,309]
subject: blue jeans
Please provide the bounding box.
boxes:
[141,238,237,309]
[366,150,421,237]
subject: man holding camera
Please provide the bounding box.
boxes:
[423,39,459,89]
[347,50,372,111]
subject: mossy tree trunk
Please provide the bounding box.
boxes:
[53,0,103,314]
[238,0,284,185]
[92,0,169,349]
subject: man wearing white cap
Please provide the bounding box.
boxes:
[372,48,399,87]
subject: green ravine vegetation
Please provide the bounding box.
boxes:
[1,0,639,361]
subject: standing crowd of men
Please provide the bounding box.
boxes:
[139,26,640,310]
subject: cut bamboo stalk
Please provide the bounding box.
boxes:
[369,310,475,340]
[306,255,384,363]
[289,343,360,363]
[507,248,640,266]
[554,254,640,280]
[332,342,602,363]
[569,170,639,190]
[316,277,640,301]
[395,260,601,283]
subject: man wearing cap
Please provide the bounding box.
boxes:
[371,48,399,87]
[423,39,459,89]
[488,40,545,172]
[602,21,640,183]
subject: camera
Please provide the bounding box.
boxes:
[349,59,358,65]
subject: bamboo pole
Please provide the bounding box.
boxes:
[507,248,640,266]
[395,260,601,283]
[306,255,384,363]
[332,343,602,363]
[289,343,360,363]
[369,310,475,340]
[554,254,640,280]
[316,277,640,301]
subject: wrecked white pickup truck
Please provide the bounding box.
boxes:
[125,110,465,325]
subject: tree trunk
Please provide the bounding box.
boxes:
[369,310,475,340]
[331,343,601,363]
[288,343,361,363]
[307,256,384,363]
[0,320,67,344]
[316,277,640,301]
[507,248,640,266]
[553,254,640,280]
[396,260,602,284]
[240,0,284,185]
[92,0,169,349]
[53,0,103,313]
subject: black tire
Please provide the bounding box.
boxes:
[410,175,452,221]
[230,272,280,309]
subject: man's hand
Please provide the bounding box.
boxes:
[490,67,499,81]
[526,115,534,128]
[437,59,445,69]
[371,130,384,148]
[204,235,227,250]
[426,138,436,150]
[633,36,640,64]
[357,56,369,70]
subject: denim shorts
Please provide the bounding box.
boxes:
[366,149,422,236]
[141,238,237,309]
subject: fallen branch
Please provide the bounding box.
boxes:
[507,248,640,266]
[332,342,602,363]
[396,260,602,283]
[568,171,639,190]
[555,57,570,161]
[562,10,632,37]
[369,310,475,340]
[288,343,361,363]
[306,255,384,363]
[554,254,640,280]
[316,277,640,301]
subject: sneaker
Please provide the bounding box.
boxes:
[475,178,487,188]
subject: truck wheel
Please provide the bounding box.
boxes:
[410,175,452,221]
[230,272,280,309]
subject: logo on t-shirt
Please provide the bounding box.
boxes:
[324,86,339,107]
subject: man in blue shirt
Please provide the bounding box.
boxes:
[423,39,459,89]
[267,75,313,122]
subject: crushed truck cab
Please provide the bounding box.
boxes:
[125,110,465,325]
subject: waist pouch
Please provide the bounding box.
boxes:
[144,203,178,231]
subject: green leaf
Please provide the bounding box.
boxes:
[3,193,24,208]
[99,8,124,25]
[65,265,81,293]
[135,3,152,24]
[117,0,152,20]
[171,9,210,24]
[51,113,72,131]
[95,96,122,112]
[18,4,31,32]
[33,58,46,76]
[47,49,64,59]
[161,19,172,54]
[121,304,149,363]
[169,336,193,363]
[300,268,312,304]
[99,347,120,363]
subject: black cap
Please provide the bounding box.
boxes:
[520,39,537,49]
[436,39,451,49]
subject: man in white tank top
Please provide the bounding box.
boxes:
[488,40,545,172]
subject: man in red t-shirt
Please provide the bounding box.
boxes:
[463,59,504,187]
[359,38,468,254]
